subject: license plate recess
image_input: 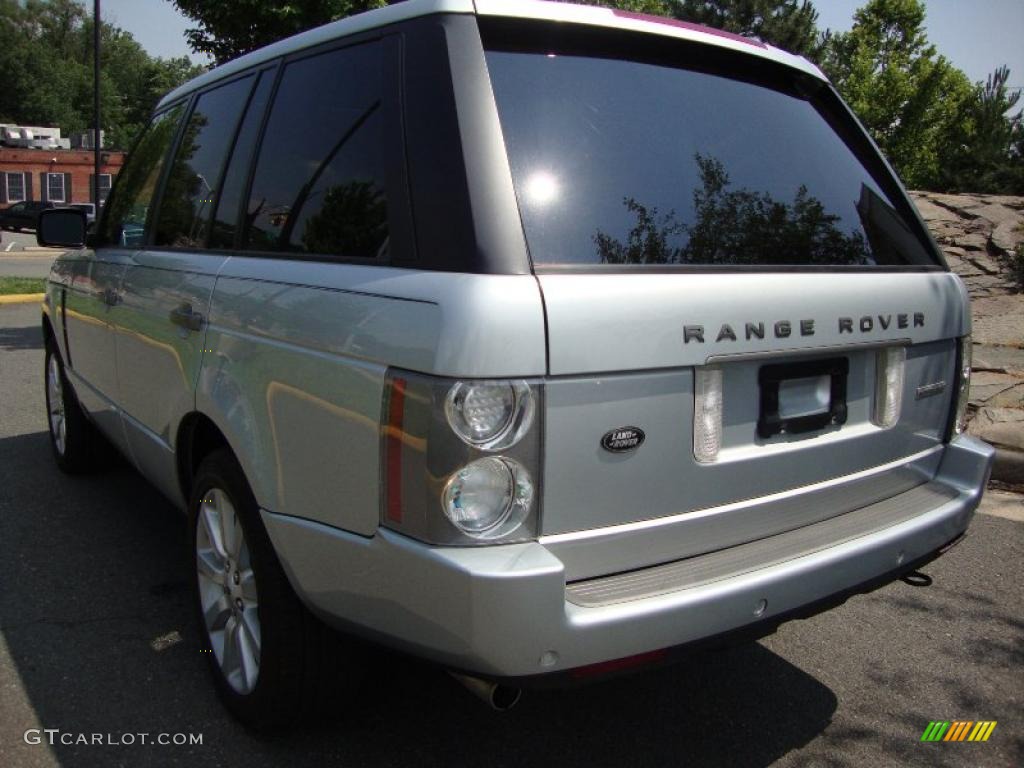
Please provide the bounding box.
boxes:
[757,357,849,439]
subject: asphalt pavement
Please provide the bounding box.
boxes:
[0,302,1021,768]
[0,232,60,279]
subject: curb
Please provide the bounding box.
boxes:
[0,293,45,305]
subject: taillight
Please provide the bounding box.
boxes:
[381,371,542,545]
[444,380,534,449]
[872,346,906,429]
[693,366,723,463]
[951,335,972,437]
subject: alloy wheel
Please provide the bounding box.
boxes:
[196,488,261,694]
[47,354,67,456]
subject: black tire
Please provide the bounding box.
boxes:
[189,449,362,732]
[44,342,106,473]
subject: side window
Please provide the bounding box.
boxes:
[208,71,274,250]
[243,42,388,259]
[100,105,185,247]
[154,75,254,248]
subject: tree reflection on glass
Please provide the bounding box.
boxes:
[596,155,873,267]
[300,180,388,258]
[156,115,206,248]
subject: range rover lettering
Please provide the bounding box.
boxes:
[37,0,993,729]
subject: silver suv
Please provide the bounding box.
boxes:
[37,0,993,730]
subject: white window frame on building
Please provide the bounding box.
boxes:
[46,172,66,203]
[5,172,27,203]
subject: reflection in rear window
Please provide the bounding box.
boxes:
[485,50,937,268]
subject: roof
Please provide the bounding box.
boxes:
[158,0,825,109]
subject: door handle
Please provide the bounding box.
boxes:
[169,303,204,332]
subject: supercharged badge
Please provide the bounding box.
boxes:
[601,426,645,453]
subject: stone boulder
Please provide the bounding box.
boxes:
[909,191,1023,487]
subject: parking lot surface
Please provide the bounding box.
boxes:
[1,302,1021,768]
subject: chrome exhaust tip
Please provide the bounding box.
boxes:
[449,672,522,711]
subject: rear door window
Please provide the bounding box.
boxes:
[154,75,255,248]
[242,41,389,260]
[484,40,939,269]
[100,105,185,247]
[208,71,275,250]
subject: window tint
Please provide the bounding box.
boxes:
[208,71,274,250]
[101,106,185,247]
[485,49,938,268]
[154,76,254,248]
[243,42,388,259]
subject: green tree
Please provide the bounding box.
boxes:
[670,0,820,57]
[171,0,387,64]
[569,0,822,57]
[938,66,1024,194]
[819,0,973,188]
[0,0,204,149]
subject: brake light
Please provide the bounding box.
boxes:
[381,370,542,545]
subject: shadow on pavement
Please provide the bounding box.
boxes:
[0,323,43,352]
[0,430,837,767]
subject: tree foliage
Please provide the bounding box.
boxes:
[0,0,205,149]
[818,0,975,189]
[595,154,871,266]
[572,0,820,56]
[670,0,820,57]
[937,67,1024,194]
[10,0,1009,195]
[171,0,387,64]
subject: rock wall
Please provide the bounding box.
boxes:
[909,191,1023,484]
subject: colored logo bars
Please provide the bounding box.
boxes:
[921,721,997,742]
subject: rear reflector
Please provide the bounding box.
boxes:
[385,377,407,523]
[570,648,668,680]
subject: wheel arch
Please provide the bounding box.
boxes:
[41,312,57,349]
[177,413,237,508]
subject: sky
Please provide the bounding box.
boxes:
[96,0,1023,89]
[815,0,1024,90]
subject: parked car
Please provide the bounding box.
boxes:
[0,200,55,232]
[37,0,993,731]
[66,202,97,226]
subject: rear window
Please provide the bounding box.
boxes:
[485,41,939,269]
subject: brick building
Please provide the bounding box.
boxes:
[0,148,125,209]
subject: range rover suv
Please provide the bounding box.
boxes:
[37,0,993,729]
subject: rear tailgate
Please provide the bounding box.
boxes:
[538,271,965,537]
[480,18,968,567]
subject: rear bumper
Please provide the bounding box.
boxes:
[263,436,993,678]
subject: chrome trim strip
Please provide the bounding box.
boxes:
[540,445,943,545]
[705,338,912,366]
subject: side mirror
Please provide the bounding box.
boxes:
[37,208,88,248]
